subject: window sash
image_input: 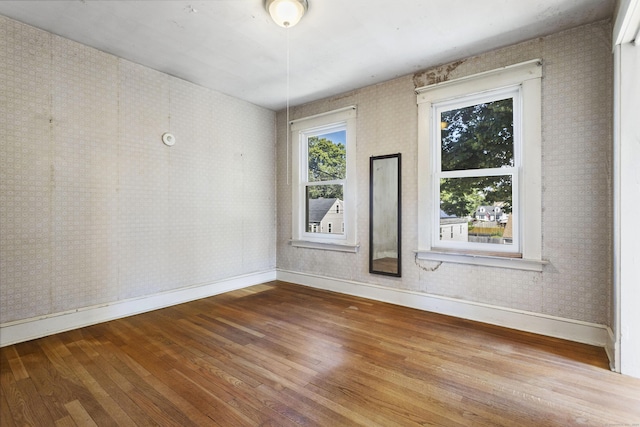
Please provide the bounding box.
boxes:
[300,126,347,241]
[303,123,347,183]
[433,172,520,252]
[431,87,522,253]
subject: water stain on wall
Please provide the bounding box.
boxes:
[412,59,466,88]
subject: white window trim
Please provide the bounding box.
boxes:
[290,106,358,252]
[416,59,546,271]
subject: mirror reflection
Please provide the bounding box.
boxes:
[369,154,401,277]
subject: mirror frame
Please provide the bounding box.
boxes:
[369,153,401,277]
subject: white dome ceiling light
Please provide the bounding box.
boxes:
[265,0,308,28]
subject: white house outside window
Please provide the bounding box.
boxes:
[416,60,545,271]
[290,106,358,252]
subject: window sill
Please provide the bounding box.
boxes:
[290,240,359,253]
[415,249,548,272]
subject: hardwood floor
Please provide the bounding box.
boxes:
[2,281,639,426]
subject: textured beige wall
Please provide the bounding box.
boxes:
[0,15,613,328]
[277,20,613,326]
[0,16,276,324]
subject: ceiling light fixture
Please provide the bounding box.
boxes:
[265,0,308,28]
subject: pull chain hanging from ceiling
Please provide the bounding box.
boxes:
[264,0,308,185]
[286,26,291,185]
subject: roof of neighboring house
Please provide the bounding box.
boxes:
[440,209,467,225]
[440,209,456,219]
[441,218,468,225]
[308,198,339,223]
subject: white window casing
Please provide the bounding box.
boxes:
[290,106,358,252]
[416,60,546,271]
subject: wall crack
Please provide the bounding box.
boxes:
[414,254,442,272]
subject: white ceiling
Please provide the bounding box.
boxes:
[0,0,615,110]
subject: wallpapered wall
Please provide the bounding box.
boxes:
[0,16,276,324]
[277,20,613,326]
[0,15,613,329]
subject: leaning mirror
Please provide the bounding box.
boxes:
[369,153,401,277]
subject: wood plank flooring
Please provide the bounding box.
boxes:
[2,281,639,426]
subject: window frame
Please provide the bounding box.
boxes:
[416,60,546,271]
[290,106,358,252]
[432,86,522,254]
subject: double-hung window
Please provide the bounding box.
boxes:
[416,60,545,270]
[290,106,357,252]
[434,87,521,253]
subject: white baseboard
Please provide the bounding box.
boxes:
[3,268,615,370]
[606,327,619,372]
[0,270,276,348]
[277,269,614,359]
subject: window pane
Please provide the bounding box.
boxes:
[440,98,514,171]
[308,131,346,182]
[306,185,344,235]
[439,176,513,245]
